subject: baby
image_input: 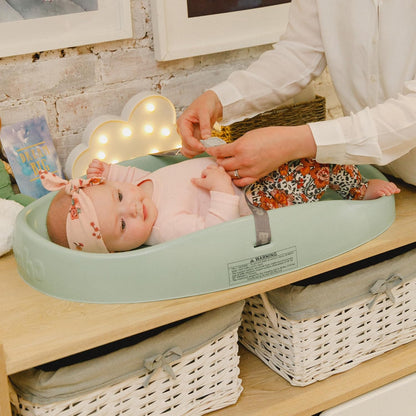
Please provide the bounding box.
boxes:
[40,157,399,253]
[41,157,249,253]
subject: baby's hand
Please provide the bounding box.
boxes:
[192,165,235,195]
[87,159,109,178]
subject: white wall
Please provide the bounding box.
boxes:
[0,0,342,168]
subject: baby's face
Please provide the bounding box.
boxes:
[85,181,157,252]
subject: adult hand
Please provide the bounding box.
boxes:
[206,125,317,187]
[177,90,223,158]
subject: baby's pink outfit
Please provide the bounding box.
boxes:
[106,158,251,245]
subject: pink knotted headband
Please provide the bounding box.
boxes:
[39,170,109,253]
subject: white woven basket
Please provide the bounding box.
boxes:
[11,327,242,416]
[239,274,416,387]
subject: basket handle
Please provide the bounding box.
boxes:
[260,293,279,330]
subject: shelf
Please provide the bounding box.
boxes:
[213,342,416,416]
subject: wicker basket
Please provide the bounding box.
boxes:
[239,245,416,386]
[10,302,244,416]
[212,95,326,142]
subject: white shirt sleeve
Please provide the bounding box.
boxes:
[311,79,416,165]
[210,0,416,174]
[210,0,326,126]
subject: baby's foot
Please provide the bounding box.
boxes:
[363,179,400,200]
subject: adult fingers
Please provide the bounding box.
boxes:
[231,176,258,187]
[216,156,240,172]
[178,122,205,157]
[198,110,214,140]
[205,141,237,159]
[181,142,204,158]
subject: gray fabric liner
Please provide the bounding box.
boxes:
[10,301,244,405]
[266,248,416,320]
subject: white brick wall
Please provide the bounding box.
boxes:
[0,0,341,168]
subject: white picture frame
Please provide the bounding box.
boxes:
[151,0,290,61]
[0,0,132,58]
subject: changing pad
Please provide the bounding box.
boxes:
[12,155,396,303]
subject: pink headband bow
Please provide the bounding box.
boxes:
[39,170,109,253]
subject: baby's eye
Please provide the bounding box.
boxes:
[118,191,123,202]
[121,219,126,231]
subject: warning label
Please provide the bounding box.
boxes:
[228,247,298,286]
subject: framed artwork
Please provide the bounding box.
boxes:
[151,0,290,61]
[0,0,132,58]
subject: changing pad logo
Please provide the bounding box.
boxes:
[14,246,45,285]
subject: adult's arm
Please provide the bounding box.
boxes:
[178,1,326,158]
[310,80,416,166]
[213,0,416,168]
[211,0,326,126]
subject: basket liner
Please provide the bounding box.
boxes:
[265,243,416,320]
[10,301,244,405]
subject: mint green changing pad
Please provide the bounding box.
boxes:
[13,155,396,303]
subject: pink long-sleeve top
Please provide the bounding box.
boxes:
[106,157,251,245]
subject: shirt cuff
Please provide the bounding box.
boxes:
[308,118,350,163]
[209,82,242,108]
[208,83,250,126]
[310,109,384,165]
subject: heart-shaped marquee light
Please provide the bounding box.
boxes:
[65,92,182,178]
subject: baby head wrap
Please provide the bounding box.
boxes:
[39,170,109,253]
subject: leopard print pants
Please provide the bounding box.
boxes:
[247,158,368,210]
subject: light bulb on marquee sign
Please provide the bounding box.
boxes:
[65,92,182,178]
